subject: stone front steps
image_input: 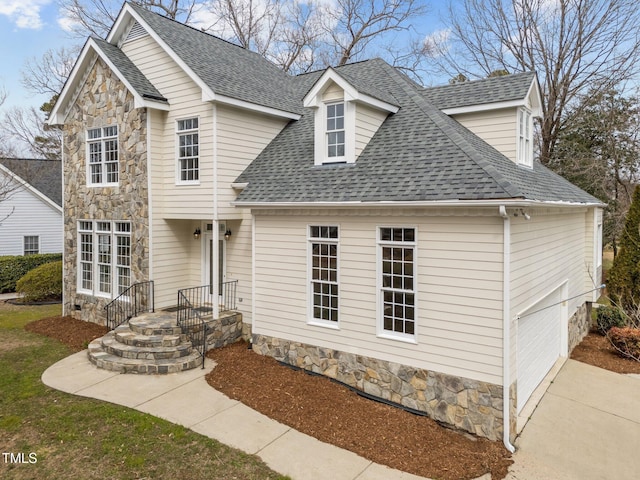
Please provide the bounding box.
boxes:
[88,311,204,374]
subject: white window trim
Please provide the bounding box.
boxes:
[314,101,355,166]
[376,226,418,344]
[175,116,200,185]
[23,235,40,255]
[77,220,131,299]
[86,126,119,187]
[307,225,340,329]
[517,107,533,168]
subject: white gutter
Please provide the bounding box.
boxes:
[499,205,516,453]
[233,199,603,209]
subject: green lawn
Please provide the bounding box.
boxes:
[0,303,288,480]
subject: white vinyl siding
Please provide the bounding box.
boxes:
[453,108,517,163]
[122,34,214,220]
[253,209,504,385]
[216,104,287,218]
[355,104,388,160]
[510,209,588,381]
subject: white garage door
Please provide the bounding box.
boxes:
[517,286,563,413]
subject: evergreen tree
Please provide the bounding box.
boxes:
[607,185,640,318]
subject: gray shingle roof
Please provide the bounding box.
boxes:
[93,37,167,103]
[422,72,537,110]
[128,3,301,114]
[0,158,62,206]
[235,60,599,205]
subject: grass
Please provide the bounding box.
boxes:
[0,302,289,480]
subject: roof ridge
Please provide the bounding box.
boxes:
[376,62,524,199]
[423,71,536,92]
[126,2,289,74]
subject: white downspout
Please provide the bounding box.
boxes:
[212,103,220,319]
[500,205,516,453]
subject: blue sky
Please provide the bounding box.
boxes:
[0,0,77,112]
[0,1,447,118]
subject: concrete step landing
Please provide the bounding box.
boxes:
[88,311,203,374]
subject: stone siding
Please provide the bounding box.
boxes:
[568,302,592,353]
[252,334,505,441]
[206,312,243,349]
[63,57,149,325]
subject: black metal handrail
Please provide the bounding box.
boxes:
[177,288,208,369]
[104,281,155,330]
[176,281,238,369]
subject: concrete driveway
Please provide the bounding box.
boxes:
[507,359,640,479]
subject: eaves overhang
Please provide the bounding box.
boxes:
[47,37,169,126]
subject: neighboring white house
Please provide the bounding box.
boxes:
[0,159,62,256]
[48,2,603,448]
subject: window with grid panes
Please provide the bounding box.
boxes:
[23,236,39,255]
[326,103,345,158]
[87,126,118,185]
[309,225,339,323]
[177,118,199,182]
[77,221,131,297]
[379,227,416,338]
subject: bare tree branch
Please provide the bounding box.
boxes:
[431,0,640,164]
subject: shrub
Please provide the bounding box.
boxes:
[608,327,640,360]
[0,253,62,293]
[595,305,627,335]
[15,261,63,302]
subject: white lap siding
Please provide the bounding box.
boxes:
[510,209,589,385]
[253,208,505,385]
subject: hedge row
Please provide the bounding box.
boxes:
[0,253,63,293]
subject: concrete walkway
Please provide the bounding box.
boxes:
[42,352,429,480]
[506,359,640,480]
[42,352,640,480]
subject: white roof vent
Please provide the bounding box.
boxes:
[125,21,148,42]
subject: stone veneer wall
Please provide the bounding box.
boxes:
[206,312,243,349]
[568,302,592,353]
[63,57,150,325]
[252,334,505,441]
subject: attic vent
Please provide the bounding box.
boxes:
[125,22,148,42]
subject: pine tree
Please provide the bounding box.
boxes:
[607,185,640,318]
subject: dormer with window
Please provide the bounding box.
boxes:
[303,69,399,166]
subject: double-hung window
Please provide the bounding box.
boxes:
[87,126,119,186]
[23,236,39,255]
[517,108,533,168]
[309,225,339,324]
[378,227,416,340]
[326,103,345,159]
[78,220,131,297]
[177,118,199,183]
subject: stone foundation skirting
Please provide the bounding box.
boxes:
[206,312,243,350]
[568,302,591,353]
[252,334,504,440]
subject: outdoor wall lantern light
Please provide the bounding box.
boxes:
[224,229,232,240]
[193,228,201,239]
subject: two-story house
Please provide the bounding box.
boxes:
[48,2,603,448]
